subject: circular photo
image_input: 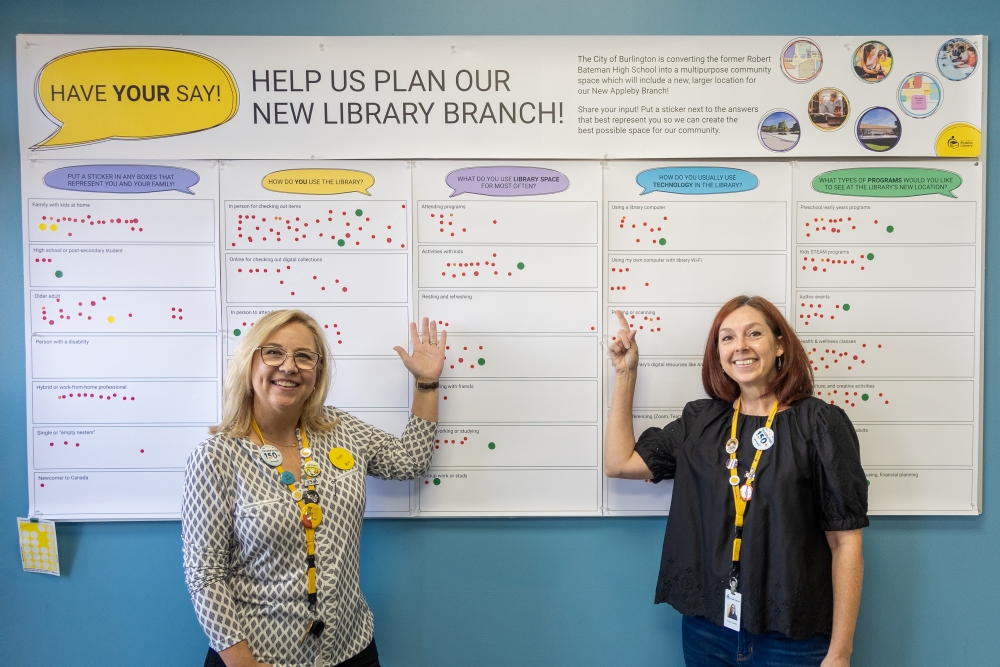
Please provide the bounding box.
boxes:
[938,38,979,81]
[759,110,801,152]
[808,88,850,131]
[898,73,942,118]
[853,41,893,83]
[781,39,823,82]
[856,107,901,152]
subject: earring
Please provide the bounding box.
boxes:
[777,355,784,370]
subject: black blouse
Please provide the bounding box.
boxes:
[635,397,868,639]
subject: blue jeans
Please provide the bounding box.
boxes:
[682,615,830,667]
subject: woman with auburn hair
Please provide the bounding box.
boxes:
[605,295,867,667]
[183,310,445,667]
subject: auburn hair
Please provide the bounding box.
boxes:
[701,295,813,406]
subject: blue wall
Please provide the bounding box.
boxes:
[0,2,996,665]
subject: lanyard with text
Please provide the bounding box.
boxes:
[722,397,779,631]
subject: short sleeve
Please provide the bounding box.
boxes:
[634,400,710,483]
[812,405,870,531]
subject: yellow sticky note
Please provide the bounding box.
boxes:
[17,518,60,576]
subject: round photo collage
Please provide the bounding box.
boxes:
[760,37,978,153]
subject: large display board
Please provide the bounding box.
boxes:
[17,35,986,519]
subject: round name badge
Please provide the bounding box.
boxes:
[726,458,739,470]
[729,475,740,486]
[725,438,739,454]
[280,470,295,485]
[300,447,312,459]
[303,461,322,478]
[291,489,303,501]
[300,503,323,529]
[740,485,754,502]
[751,427,775,450]
[259,445,283,467]
[302,489,320,505]
[328,447,355,470]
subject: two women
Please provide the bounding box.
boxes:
[605,296,868,666]
[182,310,444,667]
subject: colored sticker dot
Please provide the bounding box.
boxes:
[478,358,485,365]
[233,329,241,336]
[866,253,874,260]
[337,239,345,247]
[38,223,46,230]
[516,262,525,270]
[54,270,63,278]
[861,394,869,401]
[107,316,115,323]
[659,238,667,245]
[488,442,496,450]
[433,478,441,485]
[355,209,363,216]
[842,303,850,311]
[886,225,894,233]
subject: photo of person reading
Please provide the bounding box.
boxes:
[854,41,893,82]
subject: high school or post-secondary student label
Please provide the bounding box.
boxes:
[260,444,283,467]
[328,447,355,470]
[724,590,742,631]
[752,427,775,450]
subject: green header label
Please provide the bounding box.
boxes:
[812,168,961,199]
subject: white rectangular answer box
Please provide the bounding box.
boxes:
[803,335,975,379]
[31,290,218,334]
[867,468,974,513]
[31,335,217,379]
[796,201,976,245]
[418,290,599,333]
[29,244,218,288]
[418,200,598,244]
[858,423,974,468]
[432,424,598,468]
[608,201,787,251]
[438,380,598,423]
[29,198,216,244]
[794,291,975,333]
[33,425,208,470]
[439,335,598,379]
[418,246,598,289]
[608,306,717,356]
[814,380,973,423]
[627,360,708,409]
[606,477,674,513]
[418,469,599,514]
[797,246,975,288]
[32,380,218,424]
[33,470,185,519]
[608,254,786,304]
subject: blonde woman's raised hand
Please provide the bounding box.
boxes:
[608,309,639,375]
[394,317,447,383]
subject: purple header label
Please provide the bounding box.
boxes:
[44,165,200,195]
[446,166,569,197]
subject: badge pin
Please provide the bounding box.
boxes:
[303,461,322,478]
[291,489,303,501]
[725,438,739,454]
[751,427,775,450]
[259,444,283,467]
[729,475,740,486]
[302,489,320,505]
[300,502,323,529]
[740,485,754,501]
[744,471,755,482]
[726,458,739,470]
[280,470,295,485]
[300,447,312,458]
[328,447,355,470]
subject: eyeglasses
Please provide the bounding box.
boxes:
[256,346,322,370]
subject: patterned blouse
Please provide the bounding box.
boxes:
[182,407,436,667]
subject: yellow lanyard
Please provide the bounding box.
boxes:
[252,418,322,609]
[726,398,779,566]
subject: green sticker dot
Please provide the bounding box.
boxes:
[477,358,485,365]
[433,478,441,485]
[861,394,869,401]
[355,209,363,217]
[842,303,850,311]
[866,253,875,260]
[517,262,525,270]
[886,225,894,233]
[54,270,63,278]
[233,329,241,337]
[658,238,666,245]
[866,479,871,486]
[337,239,346,247]
[488,442,495,450]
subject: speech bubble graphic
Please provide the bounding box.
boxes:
[261,169,375,196]
[43,165,200,194]
[636,167,759,195]
[33,47,238,149]
[445,166,569,197]
[812,168,961,198]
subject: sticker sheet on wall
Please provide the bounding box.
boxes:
[17,518,60,576]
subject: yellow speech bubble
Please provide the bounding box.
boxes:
[261,169,375,196]
[935,122,981,158]
[33,47,238,149]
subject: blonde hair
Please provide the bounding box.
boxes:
[211,309,338,436]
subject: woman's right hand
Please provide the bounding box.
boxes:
[608,310,639,374]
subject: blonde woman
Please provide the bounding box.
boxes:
[182,310,445,667]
